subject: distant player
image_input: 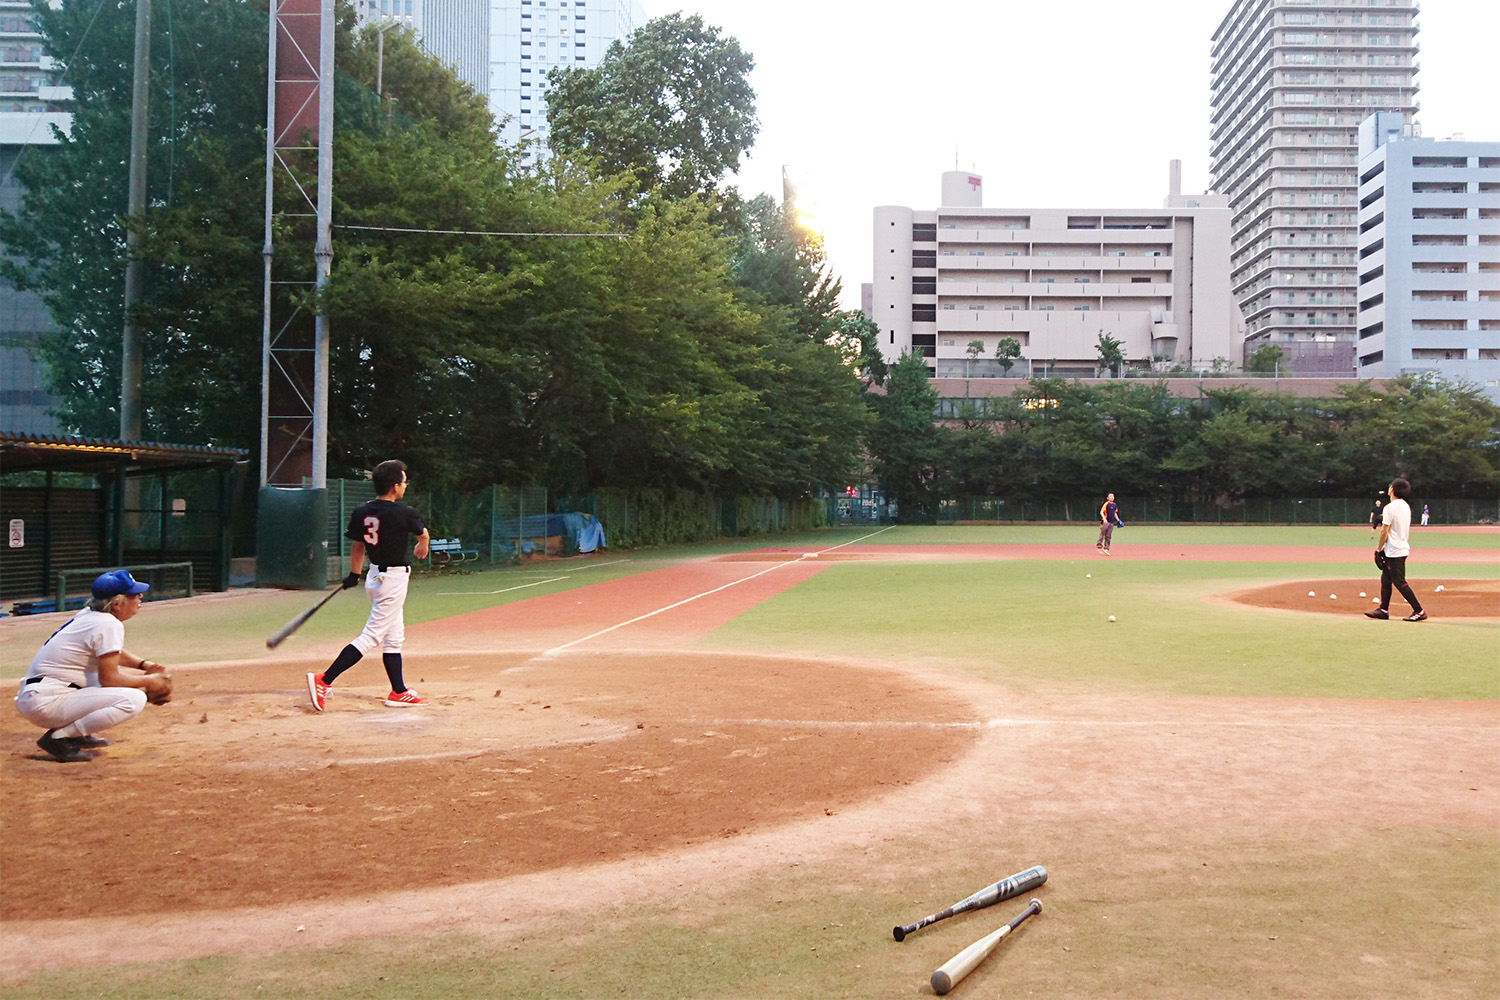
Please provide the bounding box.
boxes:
[307,459,431,711]
[1096,493,1124,556]
[1420,503,1430,527]
[1364,477,1426,622]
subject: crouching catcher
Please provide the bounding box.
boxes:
[15,570,173,763]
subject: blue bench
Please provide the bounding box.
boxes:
[429,538,479,569]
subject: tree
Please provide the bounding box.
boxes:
[1096,331,1124,378]
[1245,343,1285,374]
[994,336,1022,376]
[965,339,984,377]
[545,13,758,201]
[867,352,950,522]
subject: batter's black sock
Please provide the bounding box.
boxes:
[382,652,406,692]
[323,644,362,685]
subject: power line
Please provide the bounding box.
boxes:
[336,224,626,239]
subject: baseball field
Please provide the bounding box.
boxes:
[1,524,1496,999]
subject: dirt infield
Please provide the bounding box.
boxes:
[1,541,1495,986]
[1226,577,1500,620]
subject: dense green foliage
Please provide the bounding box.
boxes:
[545,13,758,201]
[3,2,864,501]
[886,373,1500,516]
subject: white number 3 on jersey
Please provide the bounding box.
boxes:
[363,516,380,545]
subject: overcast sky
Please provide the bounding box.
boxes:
[665,0,1500,309]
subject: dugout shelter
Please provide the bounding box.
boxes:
[0,431,247,612]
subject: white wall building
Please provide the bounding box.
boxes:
[1210,0,1420,373]
[356,0,647,151]
[869,171,1244,379]
[1354,113,1500,388]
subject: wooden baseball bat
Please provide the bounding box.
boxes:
[930,898,1042,996]
[266,585,344,648]
[893,865,1047,941]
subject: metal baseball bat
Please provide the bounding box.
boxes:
[265,585,344,648]
[930,898,1042,996]
[893,865,1047,941]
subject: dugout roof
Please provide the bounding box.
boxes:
[0,431,248,476]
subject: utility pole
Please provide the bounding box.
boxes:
[120,0,150,441]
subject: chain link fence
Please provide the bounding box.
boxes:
[938,496,1498,525]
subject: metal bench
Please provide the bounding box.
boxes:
[428,538,479,569]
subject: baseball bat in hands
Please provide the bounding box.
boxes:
[266,585,345,649]
[893,865,1047,941]
[930,898,1042,996]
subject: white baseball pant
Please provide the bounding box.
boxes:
[351,565,410,655]
[15,679,147,738]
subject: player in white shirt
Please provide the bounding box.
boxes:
[15,570,174,762]
[1364,478,1427,622]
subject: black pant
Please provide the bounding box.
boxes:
[1380,555,1423,614]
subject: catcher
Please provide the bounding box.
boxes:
[14,569,173,763]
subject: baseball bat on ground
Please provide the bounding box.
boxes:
[266,585,344,648]
[930,898,1042,995]
[893,865,1047,941]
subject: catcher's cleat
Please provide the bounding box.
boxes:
[307,672,328,712]
[37,730,95,763]
[1403,610,1427,622]
[384,687,427,707]
[77,734,109,747]
[1364,608,1389,620]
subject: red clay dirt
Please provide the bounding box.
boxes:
[1,542,1495,977]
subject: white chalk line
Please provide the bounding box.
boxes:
[434,559,633,595]
[536,527,895,654]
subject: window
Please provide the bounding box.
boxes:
[1074,277,1091,283]
[912,305,936,322]
[912,277,936,294]
[1038,305,1054,311]
[1039,277,1055,283]
[1074,305,1091,311]
[912,250,936,267]
[912,223,937,242]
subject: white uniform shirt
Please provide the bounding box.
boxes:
[25,609,124,688]
[1381,498,1412,559]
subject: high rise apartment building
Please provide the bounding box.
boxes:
[356,0,647,150]
[1354,113,1500,387]
[1210,0,1419,373]
[870,172,1242,379]
[1,0,68,434]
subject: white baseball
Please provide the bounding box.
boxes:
[1108,615,1116,622]
[1308,591,1316,597]
[1329,594,1337,599]
[1435,585,1445,592]
[1359,592,1367,598]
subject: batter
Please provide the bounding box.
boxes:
[307,459,431,711]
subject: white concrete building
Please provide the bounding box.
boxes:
[1210,0,1420,373]
[356,0,647,150]
[1354,113,1500,388]
[869,171,1244,379]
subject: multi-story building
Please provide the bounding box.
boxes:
[869,171,1243,379]
[1354,112,1500,388]
[1,0,69,434]
[1210,0,1420,373]
[356,0,648,151]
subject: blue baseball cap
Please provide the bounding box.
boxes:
[92,569,151,599]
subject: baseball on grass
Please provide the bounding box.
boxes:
[1108,615,1116,622]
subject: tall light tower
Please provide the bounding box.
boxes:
[258,0,334,587]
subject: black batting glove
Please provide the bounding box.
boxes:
[342,571,362,589]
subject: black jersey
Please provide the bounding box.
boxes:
[346,499,426,567]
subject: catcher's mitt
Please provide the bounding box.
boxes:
[1373,550,1388,571]
[147,675,173,705]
